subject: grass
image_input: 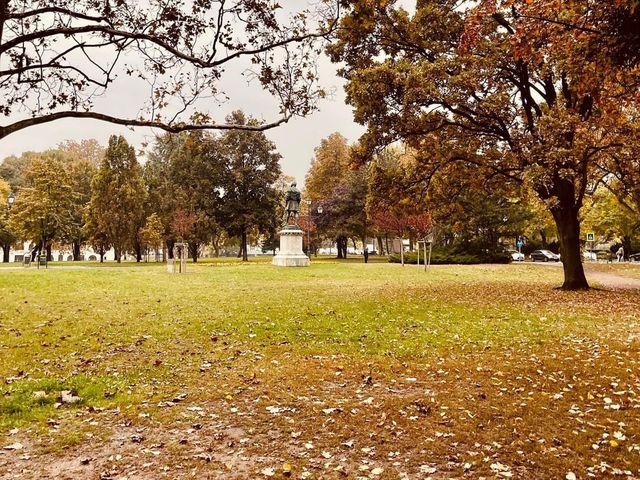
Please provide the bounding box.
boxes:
[0,261,639,479]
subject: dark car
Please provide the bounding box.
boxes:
[530,249,561,262]
[630,253,640,262]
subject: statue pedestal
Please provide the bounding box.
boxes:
[272,225,310,267]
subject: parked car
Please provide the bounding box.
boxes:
[583,251,597,261]
[530,249,561,262]
[630,253,640,262]
[511,251,525,262]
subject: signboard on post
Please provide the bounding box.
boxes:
[586,232,595,242]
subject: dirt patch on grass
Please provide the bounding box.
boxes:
[3,337,640,479]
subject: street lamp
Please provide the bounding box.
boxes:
[3,193,15,264]
[304,201,323,256]
[305,199,312,253]
[316,206,323,255]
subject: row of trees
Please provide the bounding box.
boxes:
[304,131,639,265]
[0,112,283,262]
[2,125,637,269]
[304,133,531,258]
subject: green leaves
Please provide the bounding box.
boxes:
[87,135,146,261]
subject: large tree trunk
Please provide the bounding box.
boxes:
[72,240,81,261]
[2,242,9,262]
[241,228,248,261]
[336,236,347,259]
[189,242,199,263]
[46,244,52,262]
[135,241,142,262]
[622,235,632,261]
[552,206,589,290]
[166,240,175,260]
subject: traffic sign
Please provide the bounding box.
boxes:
[586,232,595,242]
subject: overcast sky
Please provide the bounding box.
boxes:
[0,32,364,187]
[0,69,363,185]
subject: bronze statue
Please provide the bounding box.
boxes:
[283,182,301,225]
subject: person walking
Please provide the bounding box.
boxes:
[617,245,625,262]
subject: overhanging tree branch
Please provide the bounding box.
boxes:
[0,111,293,139]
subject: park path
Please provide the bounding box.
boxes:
[523,261,640,290]
[587,269,640,290]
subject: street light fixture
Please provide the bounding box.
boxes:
[316,206,323,254]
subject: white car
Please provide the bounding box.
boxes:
[511,251,525,262]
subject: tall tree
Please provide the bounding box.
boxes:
[144,136,181,259]
[58,140,102,260]
[582,187,639,257]
[305,133,368,258]
[9,154,74,260]
[0,1,338,139]
[329,0,640,289]
[86,135,145,262]
[218,111,282,261]
[139,213,164,262]
[168,131,225,262]
[146,131,226,261]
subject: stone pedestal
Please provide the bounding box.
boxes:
[272,225,310,267]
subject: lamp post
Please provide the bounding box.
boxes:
[305,199,311,253]
[2,193,15,263]
[304,201,323,256]
[38,187,50,269]
[316,206,323,255]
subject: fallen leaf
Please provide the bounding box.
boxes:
[3,443,24,451]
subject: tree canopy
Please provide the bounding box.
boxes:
[305,132,368,258]
[86,135,145,262]
[9,153,75,258]
[217,111,282,261]
[0,0,339,139]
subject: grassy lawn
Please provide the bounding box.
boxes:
[1,262,639,479]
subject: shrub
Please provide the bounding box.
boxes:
[389,247,510,265]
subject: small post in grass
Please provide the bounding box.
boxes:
[168,242,188,273]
